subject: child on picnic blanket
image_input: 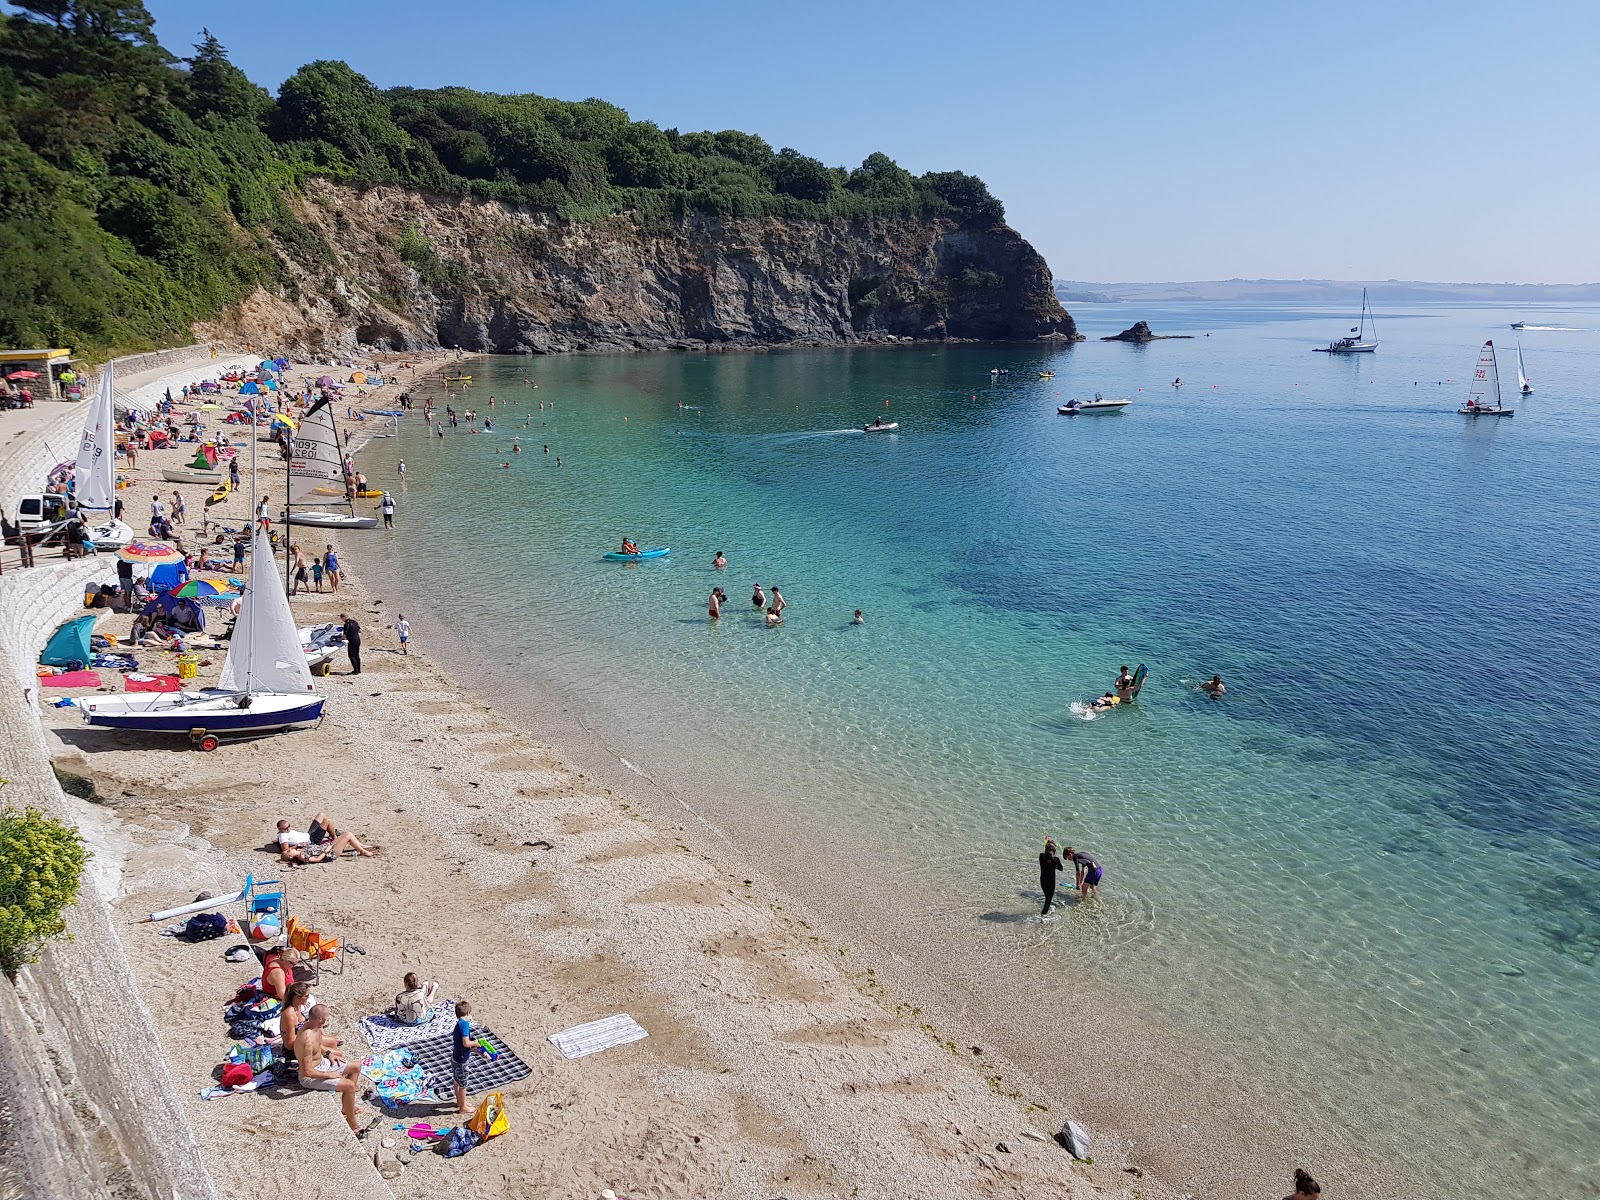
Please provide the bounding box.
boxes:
[392,972,442,1026]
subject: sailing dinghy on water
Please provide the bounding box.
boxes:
[1312,288,1378,353]
[1459,341,1514,417]
[284,397,377,530]
[78,527,325,749]
[72,364,134,547]
[1516,341,1533,395]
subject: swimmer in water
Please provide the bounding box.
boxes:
[708,588,723,620]
[543,444,549,454]
[770,586,786,617]
[852,609,864,624]
[1038,837,1066,915]
[765,606,783,627]
[1090,692,1120,711]
[1115,665,1136,702]
[500,462,510,469]
[1201,674,1226,696]
[713,550,727,569]
[751,584,766,610]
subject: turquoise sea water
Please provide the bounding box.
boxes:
[357,303,1598,1197]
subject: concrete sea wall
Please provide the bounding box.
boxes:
[0,347,218,1199]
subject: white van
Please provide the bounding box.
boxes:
[14,492,69,535]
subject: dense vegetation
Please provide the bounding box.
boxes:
[0,1,1007,358]
[0,804,89,979]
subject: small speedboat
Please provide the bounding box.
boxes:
[603,547,670,561]
[1509,322,1526,330]
[862,421,899,432]
[1058,393,1131,415]
[284,510,379,530]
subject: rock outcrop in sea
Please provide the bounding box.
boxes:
[197,182,1078,356]
[1100,321,1193,343]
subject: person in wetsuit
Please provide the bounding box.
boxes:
[1039,838,1066,915]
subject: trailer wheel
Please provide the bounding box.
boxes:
[195,733,219,752]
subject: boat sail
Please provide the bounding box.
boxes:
[72,364,133,546]
[78,526,325,745]
[285,399,376,530]
[1312,288,1378,353]
[1516,341,1533,395]
[1459,340,1514,417]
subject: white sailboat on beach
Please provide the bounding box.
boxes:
[73,363,134,547]
[285,398,376,530]
[1459,341,1514,417]
[78,525,326,748]
[1312,288,1378,353]
[1516,340,1533,395]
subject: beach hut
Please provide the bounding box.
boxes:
[40,615,96,668]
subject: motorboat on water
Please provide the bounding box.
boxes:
[1313,288,1379,353]
[1058,393,1131,415]
[862,420,899,432]
[1458,340,1514,417]
[1509,321,1526,330]
[79,528,325,749]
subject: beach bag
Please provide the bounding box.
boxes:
[243,1042,275,1073]
[181,912,228,942]
[443,1125,480,1158]
[468,1092,509,1141]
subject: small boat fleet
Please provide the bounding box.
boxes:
[1058,393,1131,415]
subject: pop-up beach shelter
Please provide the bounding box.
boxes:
[40,615,96,667]
[139,592,205,632]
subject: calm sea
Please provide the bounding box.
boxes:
[356,302,1598,1197]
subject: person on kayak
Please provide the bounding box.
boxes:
[621,538,640,556]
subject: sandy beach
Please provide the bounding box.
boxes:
[28,353,1151,1200]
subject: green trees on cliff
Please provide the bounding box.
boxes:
[0,0,1010,357]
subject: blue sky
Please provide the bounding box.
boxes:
[140,0,1599,284]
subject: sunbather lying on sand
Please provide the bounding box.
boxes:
[275,815,376,863]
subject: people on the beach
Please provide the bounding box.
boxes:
[1284,1169,1321,1200]
[1039,837,1066,915]
[1201,674,1226,696]
[395,613,410,654]
[713,550,726,569]
[311,556,324,591]
[294,1005,364,1132]
[452,999,489,1113]
[323,545,340,592]
[340,612,362,675]
[393,972,441,1025]
[379,491,395,529]
[276,815,375,861]
[290,545,308,594]
[751,584,766,610]
[1063,845,1102,898]
[260,944,295,1001]
[278,980,316,1063]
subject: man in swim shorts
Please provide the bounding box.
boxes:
[1201,674,1226,696]
[294,1005,364,1132]
[1063,846,1103,898]
[1115,666,1136,702]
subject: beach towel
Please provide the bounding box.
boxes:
[394,1025,531,1096]
[547,1013,649,1060]
[91,653,139,670]
[200,1070,274,1100]
[359,999,455,1052]
[360,1048,438,1106]
[39,670,101,688]
[126,673,181,692]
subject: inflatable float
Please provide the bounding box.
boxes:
[603,547,670,561]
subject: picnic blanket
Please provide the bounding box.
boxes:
[547,1013,649,1060]
[39,670,100,688]
[359,1000,455,1052]
[401,1025,531,1096]
[360,1048,439,1106]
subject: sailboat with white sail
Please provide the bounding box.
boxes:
[1458,341,1514,417]
[1312,288,1379,353]
[284,398,376,530]
[78,525,325,746]
[1515,340,1533,395]
[72,363,134,547]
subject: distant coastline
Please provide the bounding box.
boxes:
[1055,278,1600,304]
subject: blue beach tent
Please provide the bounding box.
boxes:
[148,560,189,593]
[40,615,96,668]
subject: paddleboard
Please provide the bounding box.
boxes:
[1131,663,1147,696]
[603,547,670,561]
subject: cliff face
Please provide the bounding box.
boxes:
[196,181,1077,355]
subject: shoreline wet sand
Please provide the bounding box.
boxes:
[31,352,1152,1199]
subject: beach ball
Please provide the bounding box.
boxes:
[248,917,280,943]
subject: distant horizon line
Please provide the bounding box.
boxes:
[1057,276,1600,289]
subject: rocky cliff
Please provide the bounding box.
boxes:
[196,181,1077,356]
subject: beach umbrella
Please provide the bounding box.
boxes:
[117,541,184,566]
[171,579,232,599]
[197,403,223,411]
[6,370,41,379]
[316,375,336,387]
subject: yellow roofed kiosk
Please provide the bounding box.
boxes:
[0,348,79,396]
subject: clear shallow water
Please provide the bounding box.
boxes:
[359,304,1599,1196]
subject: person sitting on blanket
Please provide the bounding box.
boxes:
[278,981,339,1063]
[275,816,376,863]
[260,944,297,1002]
[392,972,442,1026]
[293,1005,364,1133]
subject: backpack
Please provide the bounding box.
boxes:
[181,912,228,942]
